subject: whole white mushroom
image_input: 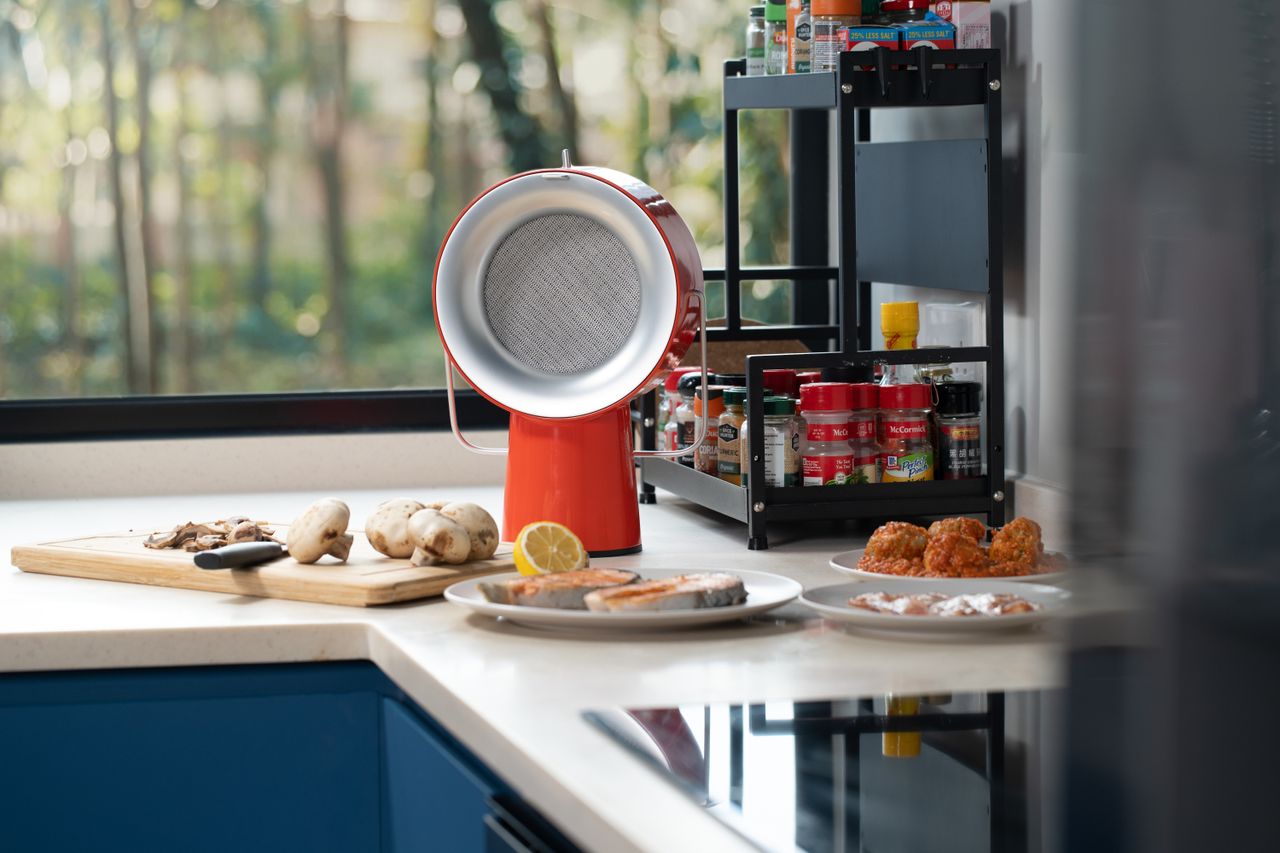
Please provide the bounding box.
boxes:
[364,498,425,558]
[287,498,354,564]
[438,502,499,561]
[407,508,470,566]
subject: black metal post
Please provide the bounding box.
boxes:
[638,390,656,504]
[986,692,1007,853]
[837,53,860,357]
[856,107,873,352]
[984,57,1007,526]
[724,60,743,334]
[790,110,832,339]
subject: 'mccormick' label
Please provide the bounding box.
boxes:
[849,418,876,441]
[807,422,850,442]
[883,418,929,439]
[803,454,853,487]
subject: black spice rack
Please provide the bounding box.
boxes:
[638,47,1007,550]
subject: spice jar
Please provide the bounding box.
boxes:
[935,381,982,480]
[879,384,934,482]
[717,387,750,485]
[765,0,789,75]
[800,383,854,486]
[812,0,861,73]
[674,373,702,465]
[742,396,800,487]
[762,369,800,400]
[693,387,726,475]
[657,367,699,451]
[790,0,813,73]
[877,0,928,23]
[879,301,920,386]
[848,382,882,484]
[746,6,767,76]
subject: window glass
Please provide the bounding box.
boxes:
[0,0,791,399]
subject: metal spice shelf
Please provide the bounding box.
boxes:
[638,47,1006,550]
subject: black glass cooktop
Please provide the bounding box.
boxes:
[585,690,1058,853]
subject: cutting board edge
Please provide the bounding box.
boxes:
[10,543,517,607]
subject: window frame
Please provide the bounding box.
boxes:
[0,390,508,443]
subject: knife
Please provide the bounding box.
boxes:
[194,542,286,570]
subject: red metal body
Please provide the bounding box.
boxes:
[434,165,703,554]
[504,407,640,553]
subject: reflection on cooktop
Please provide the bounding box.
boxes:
[585,690,1059,853]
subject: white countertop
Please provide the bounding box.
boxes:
[0,486,1064,853]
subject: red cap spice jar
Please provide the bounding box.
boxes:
[659,367,701,451]
[762,369,800,400]
[879,384,934,483]
[800,383,854,486]
[848,383,881,484]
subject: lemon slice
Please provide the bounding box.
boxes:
[513,521,589,576]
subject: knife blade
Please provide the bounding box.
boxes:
[194,541,285,570]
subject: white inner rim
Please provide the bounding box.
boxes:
[435,172,677,419]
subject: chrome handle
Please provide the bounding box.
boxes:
[633,290,709,459]
[445,358,508,456]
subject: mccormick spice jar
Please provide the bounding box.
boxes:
[800,383,854,486]
[935,381,982,480]
[742,396,800,487]
[879,383,934,482]
[693,388,727,475]
[848,382,882,483]
[763,368,800,400]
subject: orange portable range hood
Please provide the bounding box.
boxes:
[433,153,706,555]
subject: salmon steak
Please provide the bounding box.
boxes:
[478,569,639,610]
[583,572,748,612]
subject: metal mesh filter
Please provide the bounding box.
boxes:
[482,213,642,375]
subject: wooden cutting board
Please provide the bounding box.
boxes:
[10,525,517,607]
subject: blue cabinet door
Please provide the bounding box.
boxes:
[382,698,495,852]
[0,690,381,853]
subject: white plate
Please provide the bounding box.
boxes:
[801,579,1069,635]
[444,568,802,631]
[829,548,1068,584]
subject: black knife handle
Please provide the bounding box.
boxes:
[194,542,285,570]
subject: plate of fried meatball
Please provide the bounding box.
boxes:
[829,517,1067,582]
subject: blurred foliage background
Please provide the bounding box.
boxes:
[0,0,793,398]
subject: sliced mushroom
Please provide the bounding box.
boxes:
[226,520,278,545]
[145,522,224,550]
[287,498,354,564]
[407,509,470,566]
[364,498,425,558]
[438,502,499,561]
